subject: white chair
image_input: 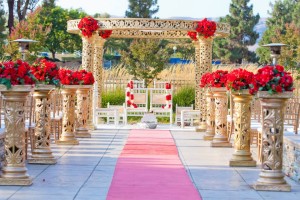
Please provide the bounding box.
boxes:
[124,88,148,124]
[149,88,173,125]
[107,102,126,125]
[175,104,193,126]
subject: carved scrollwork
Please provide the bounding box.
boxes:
[67,18,230,38]
[213,89,228,139]
[61,88,76,137]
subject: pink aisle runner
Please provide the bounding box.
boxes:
[106,129,202,200]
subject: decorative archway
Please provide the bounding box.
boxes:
[67,18,230,129]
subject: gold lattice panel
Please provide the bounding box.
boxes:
[67,18,230,38]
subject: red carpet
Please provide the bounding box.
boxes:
[106,130,202,200]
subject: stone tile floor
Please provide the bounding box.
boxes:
[0,128,300,200]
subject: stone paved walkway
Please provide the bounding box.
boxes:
[1,128,300,200]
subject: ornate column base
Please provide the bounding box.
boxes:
[203,131,214,141]
[229,150,256,167]
[211,136,232,147]
[28,148,57,164]
[56,137,79,145]
[0,167,32,186]
[253,170,291,191]
[75,128,91,138]
[196,123,207,132]
[86,121,95,131]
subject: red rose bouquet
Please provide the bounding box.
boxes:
[226,68,256,94]
[187,18,216,40]
[99,30,113,39]
[0,60,35,89]
[30,58,60,86]
[253,65,293,94]
[58,69,95,85]
[78,16,99,38]
[200,70,228,88]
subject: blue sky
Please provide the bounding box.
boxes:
[56,0,276,19]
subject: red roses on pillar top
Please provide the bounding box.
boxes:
[253,65,293,94]
[0,59,35,89]
[226,68,256,94]
[187,18,217,41]
[78,16,113,39]
[58,69,95,85]
[200,70,229,88]
[30,58,60,86]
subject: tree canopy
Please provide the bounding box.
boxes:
[125,0,159,18]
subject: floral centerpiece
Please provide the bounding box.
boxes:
[0,59,35,89]
[226,68,256,94]
[253,65,293,94]
[78,16,99,38]
[30,58,60,86]
[58,69,95,85]
[188,18,217,41]
[200,70,228,88]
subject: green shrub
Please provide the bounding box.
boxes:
[101,87,125,107]
[172,86,195,111]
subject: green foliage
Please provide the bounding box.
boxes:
[172,86,195,112]
[121,39,169,87]
[125,0,159,18]
[0,78,12,89]
[214,0,260,63]
[256,0,300,65]
[0,0,6,58]
[101,88,125,108]
[36,4,87,59]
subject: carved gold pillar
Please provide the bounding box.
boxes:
[93,36,106,109]
[253,91,292,191]
[28,85,56,164]
[0,86,32,185]
[195,37,213,131]
[211,88,231,147]
[75,85,92,138]
[203,89,215,140]
[229,90,256,167]
[82,36,95,130]
[56,86,79,145]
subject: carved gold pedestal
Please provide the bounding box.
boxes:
[253,91,292,191]
[0,85,32,185]
[75,86,92,138]
[229,91,256,167]
[28,85,56,164]
[56,86,79,145]
[203,90,215,140]
[86,89,95,130]
[211,88,232,147]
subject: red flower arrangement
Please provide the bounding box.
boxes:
[99,30,113,39]
[0,60,34,89]
[226,68,256,94]
[165,82,171,89]
[58,69,95,85]
[30,58,60,86]
[78,16,99,38]
[200,70,228,88]
[188,18,216,40]
[253,65,293,94]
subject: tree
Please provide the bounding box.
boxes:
[36,4,86,59]
[213,0,260,63]
[3,7,51,61]
[0,0,6,58]
[256,0,299,64]
[125,0,159,18]
[121,39,169,86]
[7,0,40,33]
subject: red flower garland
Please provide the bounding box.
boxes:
[226,68,256,94]
[0,60,34,88]
[78,16,99,38]
[188,18,216,40]
[30,58,60,86]
[58,69,95,85]
[162,82,172,109]
[125,80,137,108]
[99,30,113,39]
[253,65,293,94]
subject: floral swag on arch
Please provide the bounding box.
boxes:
[187,18,216,41]
[78,16,113,39]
